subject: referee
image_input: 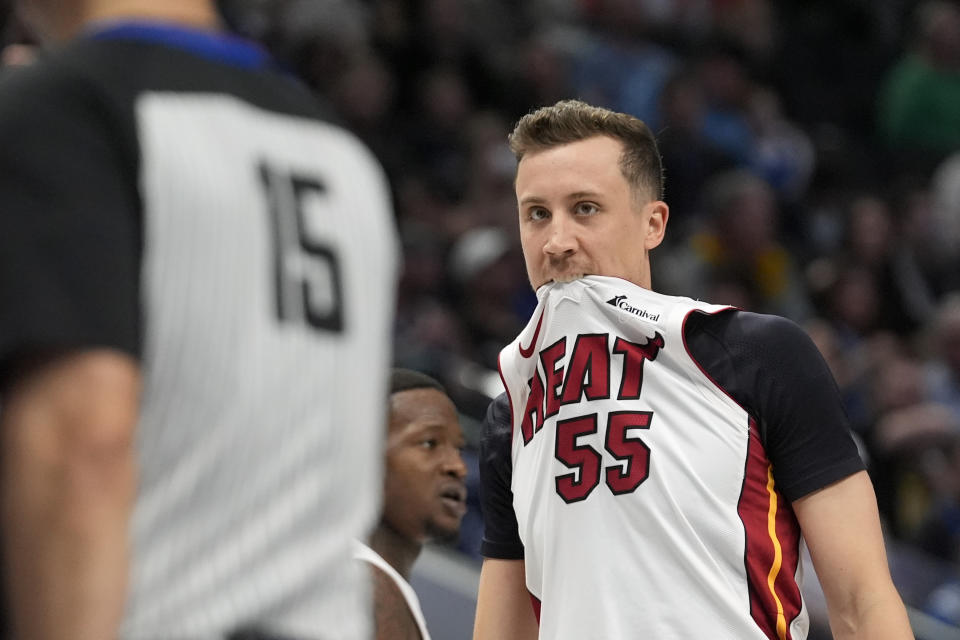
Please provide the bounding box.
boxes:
[0,1,396,638]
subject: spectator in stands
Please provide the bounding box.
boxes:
[655,68,734,231]
[842,192,937,336]
[746,85,816,203]
[569,0,678,124]
[448,226,532,369]
[870,355,959,539]
[878,0,960,157]
[913,432,960,565]
[659,169,812,320]
[924,294,960,424]
[928,152,960,292]
[696,47,756,166]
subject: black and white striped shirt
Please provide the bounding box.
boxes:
[0,22,397,639]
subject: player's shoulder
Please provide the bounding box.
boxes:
[357,547,422,640]
[0,51,95,119]
[0,55,120,158]
[484,393,511,431]
[685,310,823,384]
[688,308,812,352]
[480,393,512,454]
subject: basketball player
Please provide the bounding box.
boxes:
[355,369,468,640]
[0,1,396,639]
[472,100,914,639]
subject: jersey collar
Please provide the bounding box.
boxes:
[86,20,270,69]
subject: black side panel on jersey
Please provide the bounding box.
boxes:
[479,392,525,559]
[684,310,865,502]
[0,34,330,381]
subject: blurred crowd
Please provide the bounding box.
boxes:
[5,0,960,626]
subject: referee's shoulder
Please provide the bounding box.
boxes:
[0,47,98,118]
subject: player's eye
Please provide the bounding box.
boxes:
[574,202,599,216]
[527,207,549,221]
[420,439,438,449]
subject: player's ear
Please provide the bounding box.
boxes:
[643,201,668,250]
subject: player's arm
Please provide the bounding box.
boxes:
[793,472,914,639]
[709,312,913,639]
[474,558,538,640]
[692,312,914,639]
[473,393,538,639]
[1,349,139,640]
[0,62,143,640]
[369,565,423,640]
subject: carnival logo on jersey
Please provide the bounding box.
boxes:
[606,295,661,324]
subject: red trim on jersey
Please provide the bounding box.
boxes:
[529,592,542,624]
[519,309,545,358]
[497,351,515,439]
[738,418,803,640]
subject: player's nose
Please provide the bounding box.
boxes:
[443,448,468,480]
[543,214,578,256]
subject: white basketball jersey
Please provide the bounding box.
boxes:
[354,542,432,640]
[498,276,808,640]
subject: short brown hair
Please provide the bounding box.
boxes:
[508,100,664,201]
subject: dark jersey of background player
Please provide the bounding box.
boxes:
[0,1,397,639]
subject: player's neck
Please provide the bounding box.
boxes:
[88,0,220,28]
[78,0,221,39]
[28,0,222,44]
[369,523,422,580]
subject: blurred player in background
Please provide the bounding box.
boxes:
[473,100,913,640]
[355,368,468,640]
[0,1,396,638]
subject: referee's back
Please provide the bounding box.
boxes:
[0,18,396,640]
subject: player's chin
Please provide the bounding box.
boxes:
[425,516,462,542]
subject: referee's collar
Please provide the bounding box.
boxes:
[85,20,270,69]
